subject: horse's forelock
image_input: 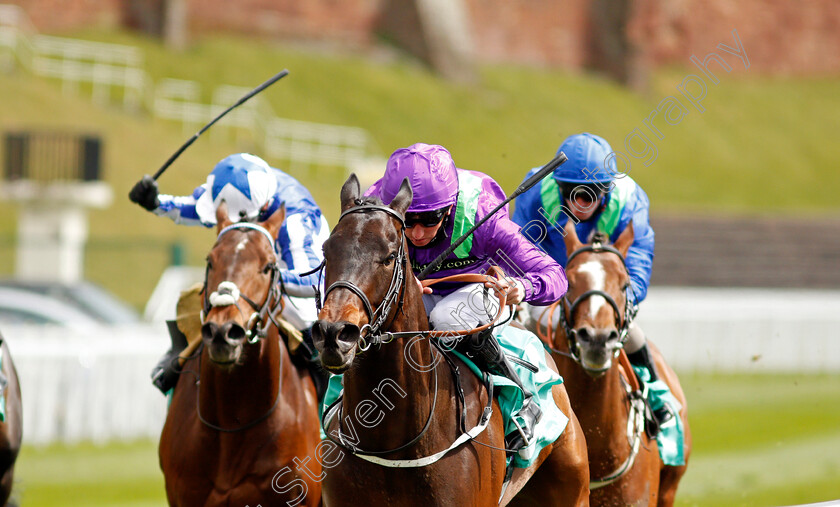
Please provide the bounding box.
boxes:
[358,196,382,206]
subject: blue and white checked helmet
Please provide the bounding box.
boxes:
[196,153,278,223]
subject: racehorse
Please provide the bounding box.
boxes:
[0,335,21,506]
[159,203,322,506]
[312,174,589,507]
[535,221,691,506]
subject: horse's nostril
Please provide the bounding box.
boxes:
[227,323,246,341]
[608,329,620,342]
[201,322,217,341]
[576,327,591,341]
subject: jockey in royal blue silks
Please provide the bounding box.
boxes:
[129,153,329,393]
[512,132,672,432]
[366,143,569,454]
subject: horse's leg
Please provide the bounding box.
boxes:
[648,341,692,507]
[507,351,589,507]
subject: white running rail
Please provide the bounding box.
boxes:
[0,3,382,174]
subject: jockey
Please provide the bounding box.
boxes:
[367,143,569,452]
[129,153,329,393]
[511,132,671,431]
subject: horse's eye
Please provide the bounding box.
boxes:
[382,252,397,266]
[263,263,273,274]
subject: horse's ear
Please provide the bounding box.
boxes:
[340,174,361,212]
[613,220,635,257]
[263,202,286,239]
[389,178,413,216]
[563,219,583,254]
[216,201,232,232]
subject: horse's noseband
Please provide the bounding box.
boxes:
[317,202,408,349]
[203,222,284,343]
[561,241,638,365]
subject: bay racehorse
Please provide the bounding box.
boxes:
[159,202,322,506]
[535,221,691,506]
[0,335,21,506]
[312,175,589,506]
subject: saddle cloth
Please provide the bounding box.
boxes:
[321,325,569,469]
[632,365,686,466]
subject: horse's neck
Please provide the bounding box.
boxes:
[199,333,284,425]
[562,355,629,452]
[340,289,438,450]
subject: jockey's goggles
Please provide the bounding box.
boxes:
[405,207,449,228]
[559,181,605,204]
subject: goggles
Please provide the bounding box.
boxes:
[559,182,604,205]
[405,207,449,228]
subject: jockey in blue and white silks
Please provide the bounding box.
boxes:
[154,153,329,305]
[512,133,672,433]
[129,153,328,393]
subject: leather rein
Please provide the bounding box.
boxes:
[537,240,645,489]
[538,240,638,366]
[314,202,510,468]
[196,221,286,432]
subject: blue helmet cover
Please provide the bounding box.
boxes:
[553,132,617,184]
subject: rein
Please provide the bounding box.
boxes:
[195,341,286,433]
[318,203,408,349]
[196,221,286,432]
[538,239,646,488]
[317,202,504,468]
[314,204,512,348]
[202,222,285,343]
[537,240,637,367]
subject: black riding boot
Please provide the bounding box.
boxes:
[463,330,543,454]
[627,344,673,437]
[150,320,188,394]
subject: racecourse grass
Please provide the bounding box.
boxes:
[13,440,165,506]
[11,373,840,506]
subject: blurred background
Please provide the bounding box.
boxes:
[0,0,838,505]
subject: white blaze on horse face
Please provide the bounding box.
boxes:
[576,260,607,320]
[235,237,248,252]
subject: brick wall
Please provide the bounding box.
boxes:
[8,0,840,74]
[4,0,122,33]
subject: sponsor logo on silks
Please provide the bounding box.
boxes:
[411,257,480,275]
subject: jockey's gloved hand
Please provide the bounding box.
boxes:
[129,175,160,211]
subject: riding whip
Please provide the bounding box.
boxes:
[417,151,568,280]
[152,69,290,181]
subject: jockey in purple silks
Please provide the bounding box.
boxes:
[367,143,568,452]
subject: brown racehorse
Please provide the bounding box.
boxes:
[312,175,589,507]
[535,221,691,506]
[159,203,322,506]
[0,336,21,507]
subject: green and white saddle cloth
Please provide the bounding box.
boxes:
[321,325,569,469]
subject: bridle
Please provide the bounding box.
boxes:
[555,239,646,490]
[315,200,499,467]
[557,239,638,366]
[202,222,285,344]
[316,200,409,350]
[196,221,286,433]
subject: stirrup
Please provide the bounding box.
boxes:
[505,397,543,458]
[642,397,674,439]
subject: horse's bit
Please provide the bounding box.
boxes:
[316,201,409,350]
[559,240,639,365]
[202,222,284,343]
